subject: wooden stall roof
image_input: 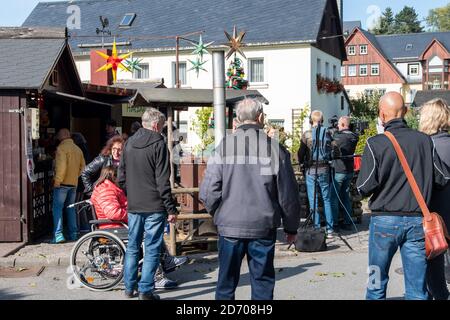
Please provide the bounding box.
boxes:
[130,88,269,108]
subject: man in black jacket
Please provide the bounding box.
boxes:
[357,92,450,300]
[331,116,358,230]
[118,107,178,300]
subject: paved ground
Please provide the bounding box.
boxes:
[0,213,409,300]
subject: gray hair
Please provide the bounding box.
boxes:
[142,107,165,129]
[235,98,264,123]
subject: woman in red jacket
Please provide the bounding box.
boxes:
[90,166,188,292]
[91,166,128,229]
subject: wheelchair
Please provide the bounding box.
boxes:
[68,199,135,292]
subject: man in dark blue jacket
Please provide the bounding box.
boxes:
[200,98,301,300]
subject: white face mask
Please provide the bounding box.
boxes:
[376,117,385,134]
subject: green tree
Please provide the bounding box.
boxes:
[394,6,424,34]
[287,105,309,157]
[372,7,395,35]
[405,107,420,130]
[350,90,383,122]
[427,4,450,31]
[191,107,214,158]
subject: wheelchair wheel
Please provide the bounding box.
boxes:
[70,231,126,292]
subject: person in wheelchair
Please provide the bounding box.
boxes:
[90,166,189,291]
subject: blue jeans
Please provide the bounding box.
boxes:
[216,234,276,300]
[366,216,428,300]
[52,186,78,240]
[124,212,167,294]
[331,172,353,226]
[306,173,334,232]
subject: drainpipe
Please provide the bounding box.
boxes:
[212,50,226,148]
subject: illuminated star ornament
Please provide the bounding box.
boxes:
[124,57,143,72]
[188,57,208,77]
[224,25,246,60]
[190,35,214,60]
[95,38,134,82]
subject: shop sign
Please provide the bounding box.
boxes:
[122,103,147,118]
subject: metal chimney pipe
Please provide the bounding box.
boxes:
[212,50,226,148]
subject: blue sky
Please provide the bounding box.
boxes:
[0,0,448,28]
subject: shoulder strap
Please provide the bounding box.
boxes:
[384,131,432,222]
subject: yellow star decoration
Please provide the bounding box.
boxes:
[95,39,134,83]
[224,25,246,60]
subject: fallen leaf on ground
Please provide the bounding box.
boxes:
[16,267,28,272]
[29,282,36,287]
[315,272,328,277]
[331,272,345,278]
[38,254,47,259]
[352,272,357,275]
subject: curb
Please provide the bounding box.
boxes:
[0,256,70,268]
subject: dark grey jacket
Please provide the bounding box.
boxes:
[199,124,301,238]
[430,132,450,228]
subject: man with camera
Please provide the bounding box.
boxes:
[298,110,339,239]
[331,116,359,231]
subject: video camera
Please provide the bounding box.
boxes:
[350,120,369,135]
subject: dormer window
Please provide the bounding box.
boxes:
[405,44,413,51]
[119,13,136,27]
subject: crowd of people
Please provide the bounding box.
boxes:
[50,92,449,300]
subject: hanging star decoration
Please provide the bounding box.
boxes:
[124,57,143,72]
[188,57,208,77]
[95,38,134,82]
[224,25,246,60]
[190,35,214,61]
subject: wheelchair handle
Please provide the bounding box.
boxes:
[67,199,92,209]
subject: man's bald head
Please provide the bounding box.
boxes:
[379,92,407,124]
[338,116,350,130]
[57,128,71,141]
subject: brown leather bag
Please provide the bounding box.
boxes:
[385,131,449,260]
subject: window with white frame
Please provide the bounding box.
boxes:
[172,62,187,87]
[341,66,346,77]
[360,64,368,76]
[408,63,420,76]
[249,58,264,83]
[133,63,149,79]
[348,45,356,55]
[317,58,322,75]
[360,45,368,55]
[371,64,380,76]
[348,65,357,76]
[325,62,330,78]
[333,65,337,79]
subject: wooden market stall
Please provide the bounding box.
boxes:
[129,87,269,254]
[0,28,118,242]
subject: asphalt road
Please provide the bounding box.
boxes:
[0,249,408,300]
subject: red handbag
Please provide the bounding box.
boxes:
[385,131,449,260]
